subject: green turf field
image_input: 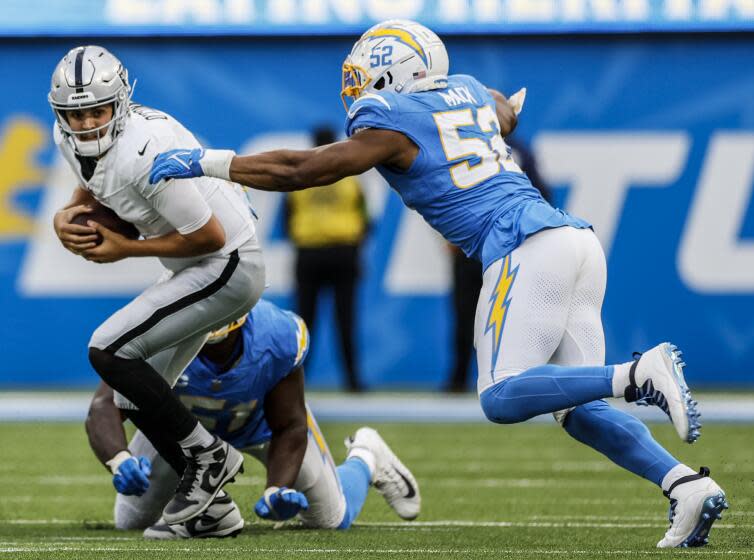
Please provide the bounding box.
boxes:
[0,422,751,559]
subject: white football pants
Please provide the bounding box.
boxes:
[88,239,265,409]
[475,226,607,405]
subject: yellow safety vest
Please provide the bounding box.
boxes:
[288,176,367,248]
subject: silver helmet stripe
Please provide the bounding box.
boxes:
[74,47,85,93]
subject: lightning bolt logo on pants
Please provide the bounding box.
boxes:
[484,255,519,375]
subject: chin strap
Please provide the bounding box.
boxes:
[663,466,710,498]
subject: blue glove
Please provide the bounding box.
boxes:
[149,148,205,184]
[255,486,309,521]
[112,456,152,496]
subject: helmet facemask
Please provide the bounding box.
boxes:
[55,95,129,157]
[341,61,372,110]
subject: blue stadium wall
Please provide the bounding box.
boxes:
[1,34,753,388]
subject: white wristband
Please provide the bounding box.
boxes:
[105,450,132,475]
[201,149,236,181]
[263,486,280,499]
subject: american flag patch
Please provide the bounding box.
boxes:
[413,70,426,79]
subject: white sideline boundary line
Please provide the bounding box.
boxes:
[355,520,742,529]
[2,392,754,422]
[0,519,743,530]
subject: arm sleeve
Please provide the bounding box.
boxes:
[148,179,212,235]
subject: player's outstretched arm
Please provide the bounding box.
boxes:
[148,128,417,191]
[228,128,415,191]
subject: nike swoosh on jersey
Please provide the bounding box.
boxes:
[138,140,150,156]
[398,470,416,499]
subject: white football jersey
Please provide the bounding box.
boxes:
[54,104,258,272]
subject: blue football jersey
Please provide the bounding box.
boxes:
[345,74,590,269]
[174,300,309,449]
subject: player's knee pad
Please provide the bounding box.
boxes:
[88,348,172,409]
[88,347,118,380]
[88,347,139,384]
[479,382,526,425]
[89,325,145,361]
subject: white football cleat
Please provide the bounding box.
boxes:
[624,342,701,443]
[345,427,420,520]
[144,491,244,540]
[657,467,728,548]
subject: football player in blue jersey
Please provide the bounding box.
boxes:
[148,20,727,547]
[86,299,420,539]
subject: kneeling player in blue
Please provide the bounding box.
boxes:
[86,299,420,538]
[148,20,728,548]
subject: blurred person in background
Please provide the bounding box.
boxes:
[444,137,552,393]
[86,300,420,539]
[284,126,369,392]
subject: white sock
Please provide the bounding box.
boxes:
[611,362,633,398]
[178,422,215,451]
[348,448,377,480]
[661,464,697,494]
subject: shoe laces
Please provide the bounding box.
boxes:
[634,379,670,415]
[375,464,406,500]
[667,498,678,527]
[176,454,201,497]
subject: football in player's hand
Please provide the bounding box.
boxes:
[71,202,140,245]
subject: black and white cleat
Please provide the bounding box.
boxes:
[162,437,244,525]
[144,491,244,540]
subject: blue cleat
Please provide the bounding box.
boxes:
[657,467,728,548]
[624,342,701,443]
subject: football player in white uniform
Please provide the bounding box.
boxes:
[50,45,263,525]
